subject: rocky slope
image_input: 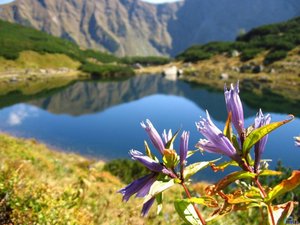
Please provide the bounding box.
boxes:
[0,0,299,56]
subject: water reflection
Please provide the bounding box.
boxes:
[26,75,257,121]
[0,75,299,181]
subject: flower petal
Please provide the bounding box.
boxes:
[196,111,241,163]
[141,119,165,154]
[224,82,244,136]
[118,174,155,202]
[180,131,189,167]
[141,197,156,217]
[130,150,174,177]
[254,109,271,172]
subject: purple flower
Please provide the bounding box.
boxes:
[162,129,173,149]
[224,82,244,136]
[141,119,165,154]
[294,135,300,147]
[254,109,271,172]
[180,131,189,175]
[141,197,156,217]
[196,111,242,163]
[118,173,157,202]
[130,150,175,177]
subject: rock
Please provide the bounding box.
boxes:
[162,66,178,80]
[269,68,276,74]
[231,66,240,73]
[132,63,143,69]
[231,50,240,57]
[220,73,229,80]
[9,76,18,82]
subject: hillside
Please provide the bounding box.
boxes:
[177,17,300,64]
[0,19,134,81]
[172,17,300,109]
[0,133,266,224]
[0,0,299,56]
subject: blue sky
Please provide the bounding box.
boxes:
[141,0,181,3]
[0,0,181,5]
[0,0,14,4]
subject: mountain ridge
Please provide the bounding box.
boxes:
[0,0,300,56]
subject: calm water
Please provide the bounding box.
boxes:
[0,75,299,181]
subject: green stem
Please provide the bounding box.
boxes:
[181,182,206,225]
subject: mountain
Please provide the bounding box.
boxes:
[0,0,180,56]
[0,0,299,56]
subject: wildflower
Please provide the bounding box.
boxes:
[162,129,173,149]
[196,111,242,164]
[118,150,175,216]
[141,197,156,216]
[224,82,244,137]
[129,150,175,177]
[295,135,300,147]
[254,109,271,172]
[141,119,165,154]
[180,131,189,177]
[118,173,157,202]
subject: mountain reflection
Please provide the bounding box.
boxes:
[26,75,256,121]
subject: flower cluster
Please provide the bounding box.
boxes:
[119,119,190,216]
[118,81,297,225]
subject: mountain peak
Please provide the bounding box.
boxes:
[0,0,299,56]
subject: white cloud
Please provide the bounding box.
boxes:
[7,105,38,126]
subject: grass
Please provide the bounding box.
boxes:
[0,133,265,224]
[0,133,183,224]
[0,51,81,71]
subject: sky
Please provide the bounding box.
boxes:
[0,0,181,4]
[0,0,14,5]
[141,0,181,3]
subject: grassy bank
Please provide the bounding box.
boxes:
[0,133,262,224]
[0,133,183,224]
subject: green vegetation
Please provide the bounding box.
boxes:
[1,133,295,224]
[103,159,149,184]
[80,63,134,79]
[121,56,171,66]
[0,133,184,224]
[0,19,134,78]
[177,17,300,64]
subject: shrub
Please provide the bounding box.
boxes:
[80,63,134,79]
[103,159,149,184]
[264,50,288,64]
[121,56,171,66]
[240,48,263,61]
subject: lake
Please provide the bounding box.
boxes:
[0,74,299,182]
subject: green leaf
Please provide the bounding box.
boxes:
[165,129,180,149]
[266,170,300,203]
[144,179,175,203]
[184,158,220,180]
[174,200,203,225]
[186,197,218,208]
[243,115,294,155]
[208,171,256,195]
[187,150,198,159]
[210,160,239,172]
[156,193,163,215]
[258,170,282,177]
[144,140,156,160]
